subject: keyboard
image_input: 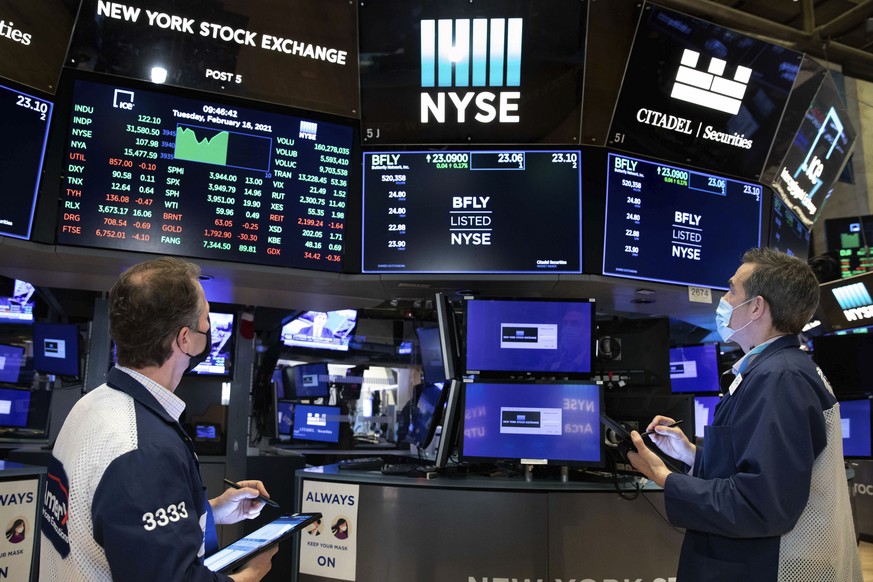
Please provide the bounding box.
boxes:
[380,463,436,477]
[337,457,385,471]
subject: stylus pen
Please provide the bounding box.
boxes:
[223,479,280,508]
[641,420,684,436]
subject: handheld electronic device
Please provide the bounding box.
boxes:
[203,512,322,573]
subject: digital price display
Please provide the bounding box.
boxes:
[362,150,582,273]
[603,153,761,290]
[57,79,352,271]
[0,83,53,239]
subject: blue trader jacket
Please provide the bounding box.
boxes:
[40,367,228,581]
[663,335,860,581]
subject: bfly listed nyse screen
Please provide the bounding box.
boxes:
[362,150,582,273]
[57,79,352,271]
[602,153,761,290]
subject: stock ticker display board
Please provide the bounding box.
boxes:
[57,78,352,272]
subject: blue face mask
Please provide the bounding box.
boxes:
[715,296,755,343]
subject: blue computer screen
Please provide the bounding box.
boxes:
[0,345,24,384]
[32,322,79,376]
[0,388,31,428]
[465,299,594,375]
[461,381,602,466]
[293,404,340,443]
[277,400,295,438]
[670,344,720,394]
[840,398,872,458]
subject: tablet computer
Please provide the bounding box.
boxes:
[204,512,322,573]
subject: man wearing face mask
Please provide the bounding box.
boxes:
[40,257,277,582]
[627,248,861,581]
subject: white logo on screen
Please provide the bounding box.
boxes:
[44,338,66,359]
[113,89,135,111]
[307,412,327,427]
[299,120,318,141]
[499,323,557,350]
[499,407,561,435]
[671,49,751,115]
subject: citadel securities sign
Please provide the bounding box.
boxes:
[608,4,802,180]
[358,0,586,144]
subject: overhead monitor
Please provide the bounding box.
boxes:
[189,311,235,377]
[602,152,762,290]
[459,381,603,467]
[32,322,80,377]
[67,0,359,117]
[56,77,353,272]
[0,82,53,239]
[607,3,801,180]
[358,0,586,144]
[669,344,720,394]
[824,215,873,279]
[465,298,595,376]
[839,397,872,458]
[292,403,341,444]
[280,310,357,352]
[362,150,582,273]
[0,279,36,324]
[818,272,873,332]
[768,71,856,228]
[0,0,78,93]
[768,197,810,261]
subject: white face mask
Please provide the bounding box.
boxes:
[715,296,755,343]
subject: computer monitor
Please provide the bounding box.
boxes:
[0,387,52,440]
[596,318,671,389]
[276,400,295,442]
[0,345,25,385]
[464,298,595,376]
[416,326,446,385]
[434,379,462,470]
[812,333,873,397]
[435,293,461,380]
[405,381,447,450]
[694,395,722,440]
[292,404,341,444]
[670,344,721,394]
[32,322,79,377]
[282,363,330,400]
[0,279,36,324]
[280,310,358,352]
[839,397,872,458]
[189,311,235,377]
[604,393,695,444]
[459,381,603,467]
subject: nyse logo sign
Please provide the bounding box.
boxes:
[420,18,522,124]
[671,49,751,115]
[832,282,873,322]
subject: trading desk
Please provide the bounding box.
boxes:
[292,465,682,582]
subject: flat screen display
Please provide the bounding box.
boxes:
[840,398,872,458]
[362,150,582,273]
[602,153,762,290]
[825,215,873,279]
[694,395,720,439]
[818,273,873,332]
[67,0,359,117]
[0,280,36,323]
[406,381,446,449]
[607,3,801,180]
[670,344,720,394]
[292,403,340,443]
[358,0,586,144]
[32,322,79,377]
[0,345,24,385]
[280,310,357,352]
[769,71,856,228]
[465,298,594,376]
[276,399,294,439]
[0,388,30,428]
[812,332,873,395]
[460,381,602,466]
[0,0,78,92]
[57,78,352,272]
[0,83,53,239]
[768,197,810,260]
[189,312,235,376]
[282,362,330,399]
[416,326,446,385]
